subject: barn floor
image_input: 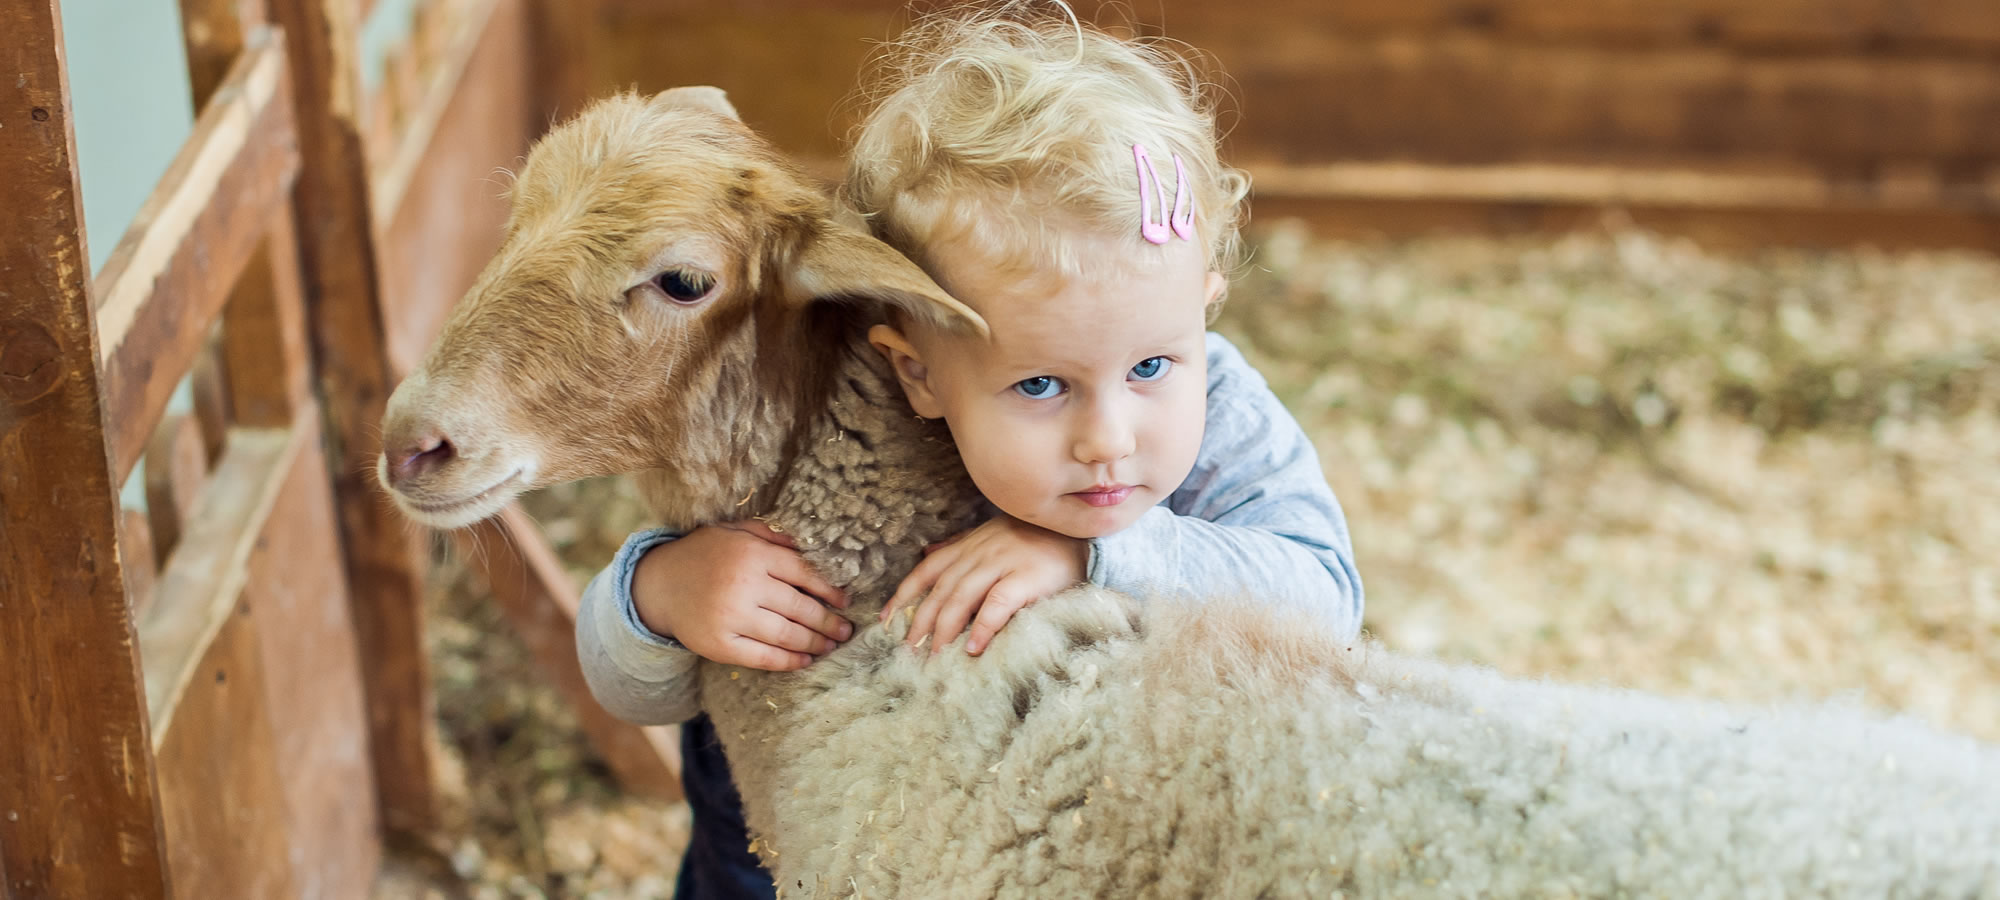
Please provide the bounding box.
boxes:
[376,223,2000,899]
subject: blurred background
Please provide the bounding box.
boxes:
[44,0,1998,897]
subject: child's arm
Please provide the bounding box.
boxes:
[576,523,852,725]
[1090,332,1364,637]
[576,528,704,725]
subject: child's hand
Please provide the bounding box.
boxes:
[883,515,1087,656]
[633,520,851,671]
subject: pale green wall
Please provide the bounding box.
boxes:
[59,1,196,510]
[60,0,195,274]
[360,0,425,90]
[60,0,419,512]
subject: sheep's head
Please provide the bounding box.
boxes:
[377,87,983,529]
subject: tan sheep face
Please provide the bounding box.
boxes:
[377,87,984,530]
[377,90,799,528]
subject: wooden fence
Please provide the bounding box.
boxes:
[546,0,2000,250]
[1,1,674,897]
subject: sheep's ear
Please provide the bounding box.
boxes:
[785,222,989,337]
[649,86,739,121]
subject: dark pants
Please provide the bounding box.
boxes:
[676,714,776,899]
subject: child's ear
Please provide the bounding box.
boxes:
[867,324,947,418]
[1203,271,1227,305]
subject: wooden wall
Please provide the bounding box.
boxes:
[540,0,2000,249]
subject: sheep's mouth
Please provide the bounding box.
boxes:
[396,469,526,527]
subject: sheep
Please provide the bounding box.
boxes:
[377,88,2000,898]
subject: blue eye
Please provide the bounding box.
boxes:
[1013,376,1064,400]
[1130,356,1172,381]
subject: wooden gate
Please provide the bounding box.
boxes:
[0,4,375,896]
[2,0,681,894]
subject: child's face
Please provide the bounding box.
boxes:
[873,236,1223,540]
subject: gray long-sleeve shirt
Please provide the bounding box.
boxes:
[577,332,1364,726]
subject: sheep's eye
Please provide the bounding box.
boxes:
[654,268,715,303]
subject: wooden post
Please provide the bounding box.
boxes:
[0,1,172,896]
[264,0,443,836]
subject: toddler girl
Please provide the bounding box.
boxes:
[578,7,1363,897]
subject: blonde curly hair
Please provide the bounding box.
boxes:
[842,3,1249,305]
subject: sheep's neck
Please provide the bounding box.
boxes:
[761,340,988,616]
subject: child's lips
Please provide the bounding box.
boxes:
[1069,485,1134,507]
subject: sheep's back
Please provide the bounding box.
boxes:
[725,588,2000,898]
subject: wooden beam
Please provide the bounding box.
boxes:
[1246,159,2000,214]
[376,0,536,375]
[177,5,312,431]
[457,506,684,800]
[574,4,2000,169]
[93,32,300,481]
[1247,194,2000,253]
[1199,32,2000,169]
[237,424,383,900]
[369,0,503,226]
[139,425,302,739]
[178,0,268,108]
[0,0,171,896]
[221,201,316,428]
[143,413,213,561]
[267,0,443,836]
[122,509,162,615]
[153,605,299,899]
[189,344,232,459]
[1129,0,2000,55]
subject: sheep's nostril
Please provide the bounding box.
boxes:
[390,434,456,484]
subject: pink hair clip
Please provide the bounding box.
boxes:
[1133,143,1196,244]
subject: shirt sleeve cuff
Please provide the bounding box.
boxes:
[610,526,686,652]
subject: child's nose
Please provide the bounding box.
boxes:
[1072,412,1136,465]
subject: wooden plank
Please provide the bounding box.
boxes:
[222,203,316,428]
[369,0,503,228]
[139,425,302,737]
[143,413,212,560]
[153,604,299,900]
[0,1,172,896]
[457,506,683,800]
[240,420,383,900]
[1132,0,2000,54]
[377,0,536,374]
[1247,194,2000,253]
[1246,160,2000,214]
[121,508,161,615]
[573,5,2000,169]
[552,4,889,161]
[267,0,443,836]
[178,6,311,431]
[526,0,601,123]
[189,343,232,459]
[1197,32,2000,169]
[178,0,268,108]
[94,32,300,481]
[588,0,2000,53]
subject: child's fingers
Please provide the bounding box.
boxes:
[766,546,849,609]
[886,546,951,625]
[721,635,813,672]
[964,584,1033,656]
[744,609,840,656]
[926,569,1004,655]
[905,562,967,650]
[764,586,854,643]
